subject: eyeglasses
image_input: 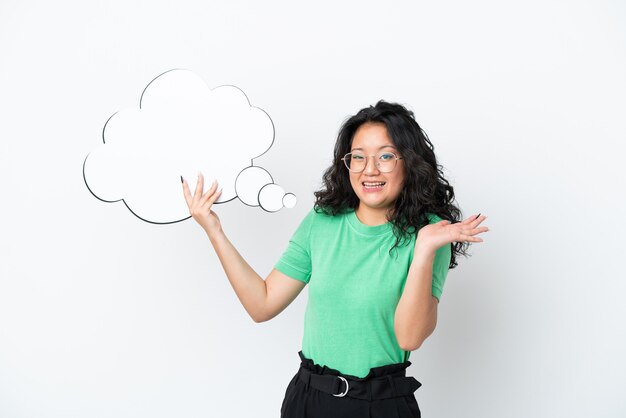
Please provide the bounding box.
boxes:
[341,151,403,173]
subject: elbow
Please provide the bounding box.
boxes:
[397,325,436,351]
[251,312,269,323]
[395,313,438,351]
[251,308,277,323]
[398,337,424,352]
[249,308,269,323]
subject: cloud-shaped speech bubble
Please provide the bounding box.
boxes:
[83,69,296,223]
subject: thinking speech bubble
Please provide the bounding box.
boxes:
[83,69,296,223]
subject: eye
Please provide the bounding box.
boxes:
[352,154,365,160]
[379,153,395,161]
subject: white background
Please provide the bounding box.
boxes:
[1,0,625,417]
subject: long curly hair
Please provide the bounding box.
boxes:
[314,100,468,268]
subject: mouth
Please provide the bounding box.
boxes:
[362,181,386,191]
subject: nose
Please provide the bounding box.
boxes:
[363,156,380,175]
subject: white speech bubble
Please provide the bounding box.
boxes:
[83,69,296,223]
[235,166,273,207]
[259,183,286,213]
[283,193,297,209]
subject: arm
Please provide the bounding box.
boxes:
[394,245,438,351]
[208,230,306,323]
[394,214,489,351]
[183,174,306,323]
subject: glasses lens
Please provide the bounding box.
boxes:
[345,153,365,172]
[377,152,397,173]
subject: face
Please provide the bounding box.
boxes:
[348,122,405,214]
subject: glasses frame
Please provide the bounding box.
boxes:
[341,151,404,173]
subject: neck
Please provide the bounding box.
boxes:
[355,204,392,226]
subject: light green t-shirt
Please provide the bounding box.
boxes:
[274,207,451,378]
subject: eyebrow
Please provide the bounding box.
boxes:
[351,145,398,152]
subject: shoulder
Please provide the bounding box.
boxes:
[297,206,335,230]
[425,213,443,224]
[410,213,443,235]
[408,213,445,240]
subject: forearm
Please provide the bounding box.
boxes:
[207,229,268,322]
[394,245,438,351]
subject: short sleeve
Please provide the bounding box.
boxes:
[274,208,316,284]
[426,214,452,302]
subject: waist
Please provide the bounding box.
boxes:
[296,350,421,400]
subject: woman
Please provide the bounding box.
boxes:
[182,100,488,417]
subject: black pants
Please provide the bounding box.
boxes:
[280,351,422,418]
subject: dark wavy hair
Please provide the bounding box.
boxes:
[314,100,468,268]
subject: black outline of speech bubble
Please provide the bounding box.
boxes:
[83,68,287,224]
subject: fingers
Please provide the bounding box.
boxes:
[199,179,219,205]
[455,221,489,243]
[193,173,205,206]
[182,177,192,207]
[455,227,486,242]
[200,185,222,209]
[458,234,483,243]
[460,227,489,237]
[181,173,222,214]
[461,214,488,230]
[194,175,222,214]
[461,213,484,222]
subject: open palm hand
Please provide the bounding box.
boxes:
[417,214,489,253]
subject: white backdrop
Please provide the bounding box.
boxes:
[1,1,625,417]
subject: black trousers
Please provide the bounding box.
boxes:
[280,351,422,418]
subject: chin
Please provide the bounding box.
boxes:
[360,199,392,210]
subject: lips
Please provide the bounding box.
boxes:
[362,181,386,191]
